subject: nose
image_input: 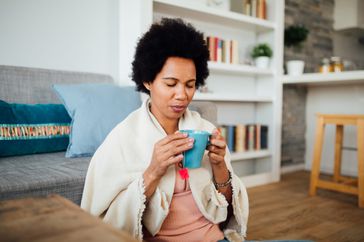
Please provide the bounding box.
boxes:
[175,84,187,100]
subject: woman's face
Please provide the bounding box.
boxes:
[144,57,196,124]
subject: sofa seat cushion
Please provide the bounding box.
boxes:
[0,152,90,205]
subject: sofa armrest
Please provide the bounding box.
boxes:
[189,101,217,126]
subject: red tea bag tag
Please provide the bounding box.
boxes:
[179,168,189,180]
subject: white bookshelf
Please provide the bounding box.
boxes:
[153,0,276,32]
[120,0,284,188]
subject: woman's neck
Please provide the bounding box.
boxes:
[162,120,179,135]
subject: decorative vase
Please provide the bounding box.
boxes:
[255,56,270,69]
[286,60,305,76]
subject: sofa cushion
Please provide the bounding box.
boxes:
[0,152,90,205]
[0,100,71,157]
[53,83,141,158]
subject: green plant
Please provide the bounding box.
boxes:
[251,43,273,58]
[284,25,309,47]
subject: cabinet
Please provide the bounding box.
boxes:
[120,0,284,187]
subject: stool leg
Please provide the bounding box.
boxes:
[310,116,325,196]
[357,119,364,208]
[334,125,343,182]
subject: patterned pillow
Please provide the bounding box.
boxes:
[0,100,71,157]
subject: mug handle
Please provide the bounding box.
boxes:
[206,133,212,149]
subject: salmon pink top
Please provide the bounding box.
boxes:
[144,166,225,242]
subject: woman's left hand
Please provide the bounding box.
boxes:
[207,128,227,167]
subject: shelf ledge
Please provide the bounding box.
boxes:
[193,93,273,102]
[208,62,274,76]
[231,150,271,161]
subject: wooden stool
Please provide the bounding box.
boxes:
[309,114,364,208]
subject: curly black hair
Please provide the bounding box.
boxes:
[131,18,209,95]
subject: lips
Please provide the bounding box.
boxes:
[171,105,187,113]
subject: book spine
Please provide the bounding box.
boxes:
[214,37,219,62]
[224,40,231,64]
[210,36,215,62]
[217,39,223,63]
[251,0,257,17]
[227,125,235,152]
[260,125,268,149]
[248,124,255,151]
[245,0,251,16]
[262,0,267,19]
[256,124,261,150]
[231,40,239,65]
[235,124,246,152]
[221,40,226,63]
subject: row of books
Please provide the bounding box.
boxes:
[205,36,239,64]
[243,0,267,19]
[218,124,268,152]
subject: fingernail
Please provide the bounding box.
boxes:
[188,138,194,142]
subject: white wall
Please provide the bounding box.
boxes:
[333,31,364,70]
[0,0,121,82]
[305,84,364,176]
[119,0,152,85]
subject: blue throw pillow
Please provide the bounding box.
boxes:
[53,83,141,158]
[0,100,71,157]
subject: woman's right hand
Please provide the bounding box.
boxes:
[143,132,194,199]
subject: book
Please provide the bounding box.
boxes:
[226,125,235,152]
[255,124,261,150]
[251,0,257,17]
[260,125,268,149]
[209,36,215,61]
[217,38,223,62]
[214,37,219,62]
[244,0,251,16]
[219,123,268,152]
[224,40,231,63]
[257,0,266,19]
[246,124,255,151]
[231,40,239,64]
[235,124,246,152]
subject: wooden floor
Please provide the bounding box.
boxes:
[246,171,364,242]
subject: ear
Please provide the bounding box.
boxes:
[143,82,150,91]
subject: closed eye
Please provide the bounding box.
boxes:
[186,81,196,88]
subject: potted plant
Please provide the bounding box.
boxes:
[251,43,272,69]
[284,25,309,75]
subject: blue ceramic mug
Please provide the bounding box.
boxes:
[179,130,211,169]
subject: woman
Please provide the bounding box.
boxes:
[81,18,248,242]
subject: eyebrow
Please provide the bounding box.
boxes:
[162,77,196,82]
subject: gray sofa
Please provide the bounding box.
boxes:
[0,65,217,205]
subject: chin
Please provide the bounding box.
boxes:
[169,111,185,120]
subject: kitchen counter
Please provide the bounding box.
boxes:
[283,70,364,85]
[282,71,364,177]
